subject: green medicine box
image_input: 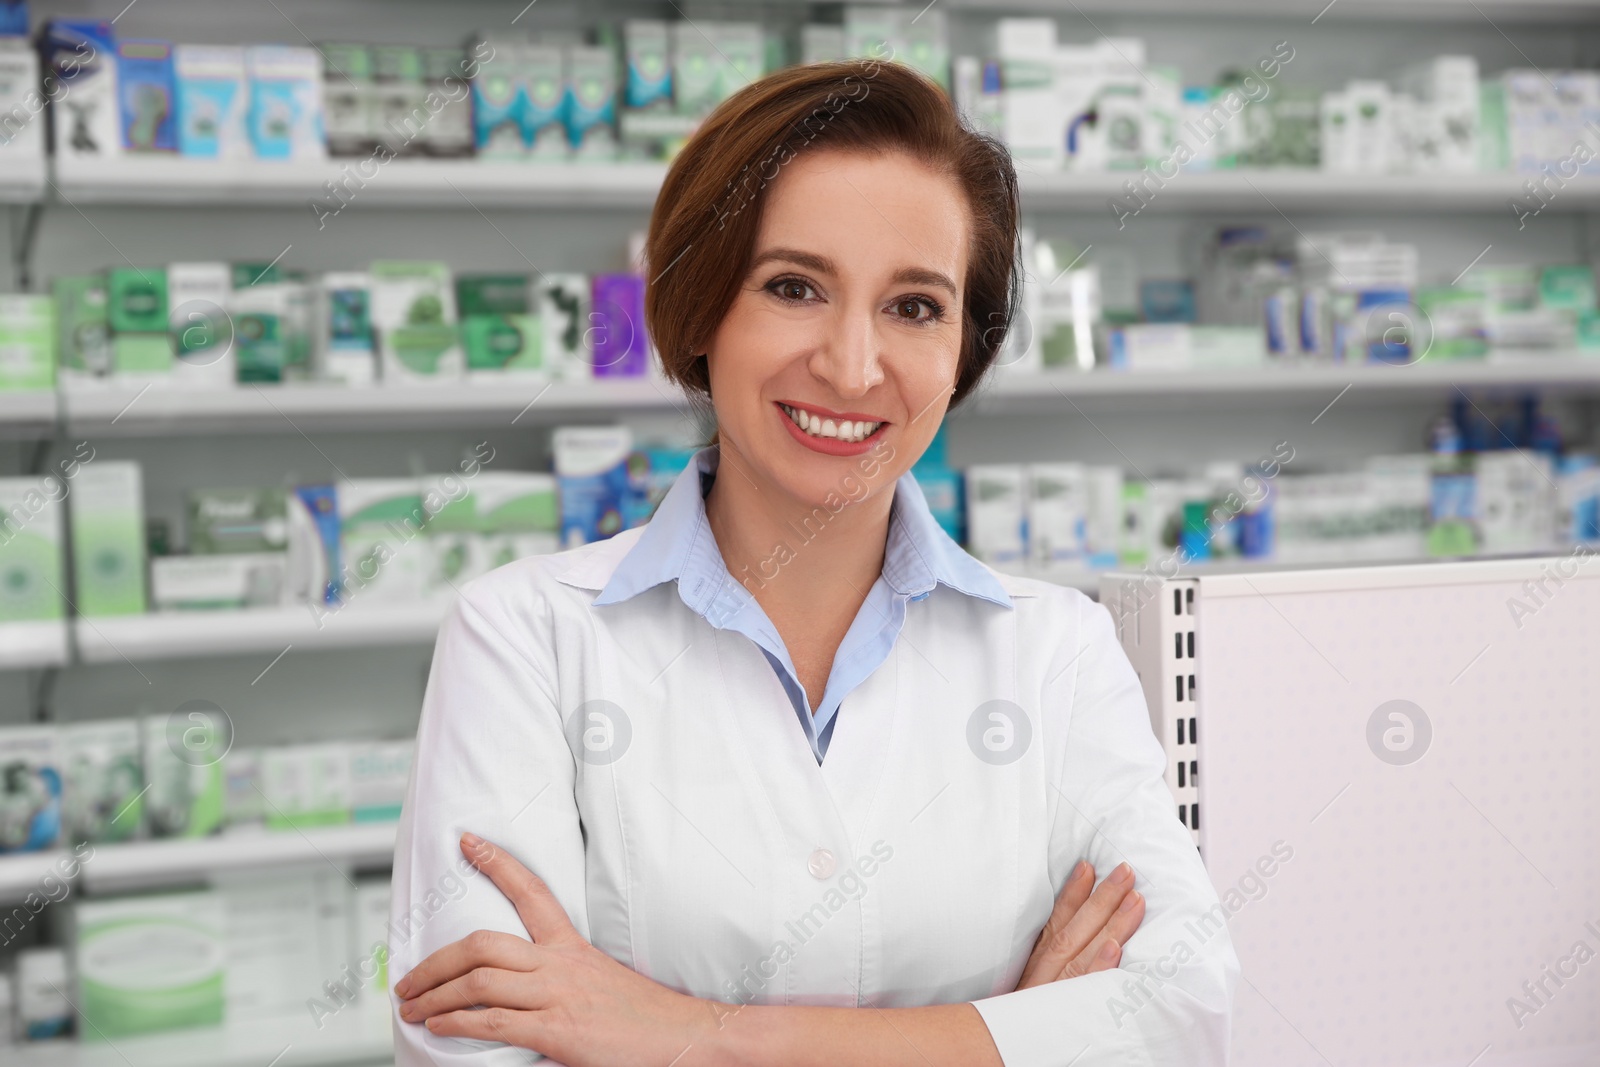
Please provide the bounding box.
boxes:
[107,268,168,333]
[0,295,57,390]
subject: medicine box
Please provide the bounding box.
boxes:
[0,295,56,391]
[348,740,413,822]
[590,274,646,377]
[73,891,225,1037]
[41,19,120,160]
[370,260,461,383]
[150,553,287,611]
[116,39,177,153]
[69,461,148,616]
[53,275,113,385]
[564,44,617,159]
[0,725,62,853]
[166,261,234,386]
[262,744,352,830]
[964,465,1026,565]
[140,711,224,838]
[554,427,632,548]
[536,273,590,380]
[17,948,71,1040]
[319,42,375,157]
[166,44,248,159]
[0,43,43,160]
[0,477,64,622]
[624,20,671,109]
[246,45,326,160]
[316,271,376,386]
[468,32,526,157]
[476,471,559,569]
[1026,463,1088,566]
[339,478,427,602]
[62,718,143,844]
[522,43,567,158]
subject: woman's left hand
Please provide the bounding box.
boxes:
[394,833,723,1066]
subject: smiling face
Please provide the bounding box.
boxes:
[704,146,971,510]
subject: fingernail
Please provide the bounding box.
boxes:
[426,1016,439,1030]
[398,1001,412,1019]
[1112,863,1133,887]
[1098,940,1119,962]
[461,832,484,851]
[1070,860,1089,881]
[1119,890,1141,913]
[394,976,411,998]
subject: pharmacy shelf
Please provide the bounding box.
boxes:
[1002,549,1563,595]
[0,389,58,437]
[51,154,668,209]
[939,0,1600,21]
[14,1009,392,1067]
[0,822,398,904]
[1016,170,1600,213]
[0,154,46,202]
[72,601,451,665]
[44,356,1600,440]
[970,355,1600,414]
[43,154,1600,213]
[60,377,687,437]
[0,620,70,668]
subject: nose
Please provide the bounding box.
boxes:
[810,299,884,400]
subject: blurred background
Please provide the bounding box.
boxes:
[0,0,1597,1063]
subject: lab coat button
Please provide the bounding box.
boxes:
[807,848,836,879]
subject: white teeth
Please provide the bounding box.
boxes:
[781,404,882,443]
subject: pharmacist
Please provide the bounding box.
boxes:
[389,59,1236,1067]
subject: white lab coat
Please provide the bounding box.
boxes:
[390,527,1238,1066]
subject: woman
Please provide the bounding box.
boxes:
[389,57,1237,1066]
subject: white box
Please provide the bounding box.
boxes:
[72,891,226,1036]
[167,261,236,388]
[16,947,70,1040]
[215,869,327,1022]
[1026,463,1088,566]
[0,725,62,853]
[262,743,353,829]
[1344,80,1391,173]
[62,718,143,844]
[0,45,44,161]
[964,465,1026,565]
[534,273,590,381]
[339,478,426,603]
[348,739,412,823]
[315,271,375,386]
[1085,465,1124,568]
[150,552,288,611]
[352,880,392,1016]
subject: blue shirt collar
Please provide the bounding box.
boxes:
[593,444,1013,613]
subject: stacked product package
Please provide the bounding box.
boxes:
[996,225,1600,375]
[955,398,1597,573]
[47,258,652,392]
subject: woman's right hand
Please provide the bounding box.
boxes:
[1014,860,1146,990]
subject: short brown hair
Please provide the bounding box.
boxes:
[643,58,1021,425]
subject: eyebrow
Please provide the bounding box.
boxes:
[748,246,960,298]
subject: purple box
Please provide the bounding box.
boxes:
[590,273,647,377]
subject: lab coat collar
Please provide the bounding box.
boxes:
[580,444,1013,612]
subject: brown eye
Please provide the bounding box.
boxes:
[897,299,924,320]
[782,281,807,301]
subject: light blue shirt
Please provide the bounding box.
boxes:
[592,444,1014,763]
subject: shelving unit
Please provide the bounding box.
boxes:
[0,355,1587,440]
[72,601,452,664]
[38,156,1600,213]
[0,822,398,904]
[0,620,70,669]
[13,1009,392,1067]
[57,377,686,437]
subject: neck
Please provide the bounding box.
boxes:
[704,441,897,610]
